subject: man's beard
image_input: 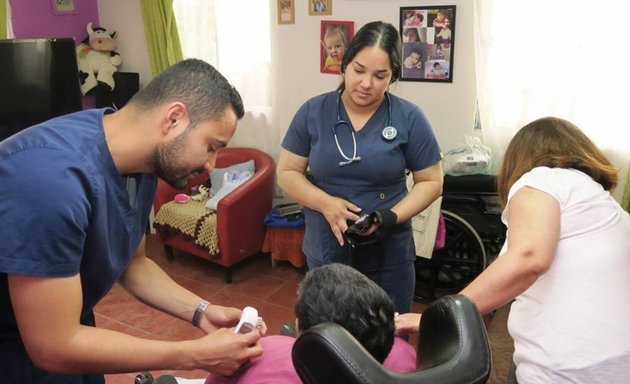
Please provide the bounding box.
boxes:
[151,130,204,189]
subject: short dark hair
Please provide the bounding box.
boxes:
[128,58,244,128]
[339,21,402,90]
[295,263,396,363]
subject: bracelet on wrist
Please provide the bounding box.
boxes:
[192,300,210,328]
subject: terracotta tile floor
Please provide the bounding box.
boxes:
[97,234,427,383]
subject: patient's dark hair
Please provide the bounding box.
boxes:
[128,58,244,128]
[295,263,396,363]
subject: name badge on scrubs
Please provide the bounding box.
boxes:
[382,126,397,141]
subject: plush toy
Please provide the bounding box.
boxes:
[76,22,122,95]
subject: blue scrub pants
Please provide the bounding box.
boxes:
[306,226,415,314]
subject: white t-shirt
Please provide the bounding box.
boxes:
[501,167,630,384]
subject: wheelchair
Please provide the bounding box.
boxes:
[414,174,506,303]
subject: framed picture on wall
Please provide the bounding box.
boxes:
[309,0,332,16]
[52,0,77,14]
[278,0,295,24]
[320,20,354,74]
[399,5,456,82]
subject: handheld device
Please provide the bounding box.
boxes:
[234,306,258,334]
[346,213,375,235]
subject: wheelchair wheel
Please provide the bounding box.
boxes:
[414,210,487,303]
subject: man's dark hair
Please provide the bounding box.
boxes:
[128,58,244,128]
[295,263,396,363]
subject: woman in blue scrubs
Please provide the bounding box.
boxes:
[277,21,443,313]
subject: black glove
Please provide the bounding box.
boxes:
[373,209,398,239]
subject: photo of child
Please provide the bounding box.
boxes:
[403,27,426,43]
[400,6,455,82]
[435,24,452,45]
[428,43,449,61]
[402,43,424,79]
[278,0,294,24]
[320,21,353,74]
[432,9,451,29]
[402,10,426,27]
[425,60,448,79]
[309,0,331,16]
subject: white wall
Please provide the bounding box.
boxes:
[100,0,477,155]
[96,1,628,202]
[270,0,478,156]
[97,0,152,88]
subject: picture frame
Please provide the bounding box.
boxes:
[52,0,77,14]
[320,20,354,75]
[278,0,295,24]
[399,5,456,83]
[309,0,332,16]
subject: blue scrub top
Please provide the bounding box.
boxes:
[0,109,156,383]
[282,90,441,264]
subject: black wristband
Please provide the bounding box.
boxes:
[374,209,397,231]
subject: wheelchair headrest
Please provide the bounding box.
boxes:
[292,294,491,384]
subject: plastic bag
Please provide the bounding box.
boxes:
[443,136,493,176]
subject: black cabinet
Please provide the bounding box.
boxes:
[95,71,140,110]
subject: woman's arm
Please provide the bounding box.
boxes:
[460,187,560,314]
[391,162,443,223]
[276,148,361,245]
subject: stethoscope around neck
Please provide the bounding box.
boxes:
[333,91,397,167]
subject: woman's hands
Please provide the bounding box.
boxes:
[320,195,362,246]
[394,312,422,336]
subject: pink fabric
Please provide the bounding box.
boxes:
[383,337,418,372]
[434,212,446,250]
[205,335,417,384]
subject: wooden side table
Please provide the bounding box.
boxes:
[262,226,306,268]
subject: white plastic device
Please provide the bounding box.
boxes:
[234,306,258,334]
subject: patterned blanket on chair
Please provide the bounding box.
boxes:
[153,200,220,256]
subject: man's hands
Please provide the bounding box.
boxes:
[199,304,268,335]
[194,305,268,375]
[188,327,263,376]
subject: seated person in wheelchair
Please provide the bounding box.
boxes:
[205,263,416,383]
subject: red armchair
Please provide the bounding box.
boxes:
[153,147,275,282]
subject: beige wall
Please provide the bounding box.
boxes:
[98,0,152,89]
[271,0,478,156]
[100,0,477,156]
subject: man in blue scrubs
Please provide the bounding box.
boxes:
[0,59,264,383]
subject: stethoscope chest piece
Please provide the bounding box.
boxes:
[382,126,397,141]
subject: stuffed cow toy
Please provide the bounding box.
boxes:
[76,22,122,95]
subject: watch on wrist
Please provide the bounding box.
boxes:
[192,300,210,328]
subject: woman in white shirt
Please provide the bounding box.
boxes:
[397,116,630,384]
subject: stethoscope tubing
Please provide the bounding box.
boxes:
[333,91,393,167]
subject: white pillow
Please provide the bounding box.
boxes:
[206,171,253,210]
[209,159,255,197]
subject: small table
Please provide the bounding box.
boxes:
[262,226,306,268]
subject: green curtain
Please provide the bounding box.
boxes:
[0,0,7,40]
[139,0,183,76]
[622,164,630,212]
